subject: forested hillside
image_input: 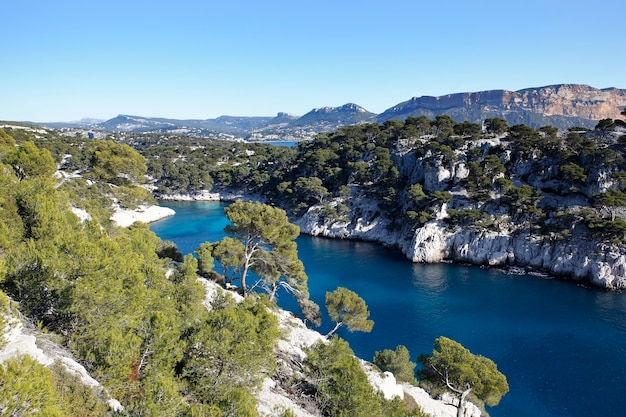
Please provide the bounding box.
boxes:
[0,127,454,416]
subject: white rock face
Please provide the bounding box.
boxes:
[294,197,398,246]
[195,280,471,416]
[70,206,92,223]
[403,385,481,417]
[424,164,451,192]
[361,362,404,400]
[405,221,448,263]
[0,321,52,366]
[158,191,221,201]
[401,222,626,289]
[295,195,626,289]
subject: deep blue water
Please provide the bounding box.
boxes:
[150,201,626,417]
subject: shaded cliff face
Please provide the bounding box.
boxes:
[378,84,626,129]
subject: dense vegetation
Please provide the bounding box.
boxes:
[0,127,436,416]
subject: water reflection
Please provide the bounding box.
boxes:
[410,263,449,295]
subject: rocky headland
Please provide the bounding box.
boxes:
[157,181,626,290]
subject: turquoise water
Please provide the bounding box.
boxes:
[150,201,626,417]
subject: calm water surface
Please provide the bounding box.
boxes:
[151,201,626,417]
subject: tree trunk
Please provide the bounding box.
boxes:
[268,283,278,302]
[325,321,343,338]
[241,256,251,297]
[456,387,472,417]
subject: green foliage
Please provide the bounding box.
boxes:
[0,291,11,349]
[445,209,492,228]
[157,239,184,262]
[0,140,303,416]
[112,184,157,209]
[454,121,482,139]
[406,210,434,226]
[320,202,351,223]
[560,162,587,190]
[57,178,115,225]
[504,184,543,222]
[298,296,322,327]
[293,176,329,205]
[465,161,492,201]
[325,287,374,336]
[6,121,626,417]
[379,394,426,417]
[0,129,16,152]
[304,336,382,417]
[586,216,626,242]
[419,336,509,410]
[182,294,279,415]
[0,355,108,417]
[88,139,147,185]
[3,141,56,180]
[595,118,616,131]
[433,115,456,138]
[211,236,245,283]
[195,241,215,276]
[539,125,558,138]
[431,190,452,205]
[406,183,427,206]
[484,118,508,135]
[593,189,626,220]
[373,345,418,384]
[508,124,539,143]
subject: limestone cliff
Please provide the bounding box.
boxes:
[377,84,626,129]
[294,201,626,290]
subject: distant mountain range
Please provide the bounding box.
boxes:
[40,84,626,140]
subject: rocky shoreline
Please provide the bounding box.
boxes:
[295,202,626,290]
[154,190,626,290]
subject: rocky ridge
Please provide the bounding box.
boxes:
[377,84,626,130]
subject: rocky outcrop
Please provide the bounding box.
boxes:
[293,197,400,246]
[402,221,626,289]
[194,278,473,417]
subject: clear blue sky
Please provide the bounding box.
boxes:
[2,0,624,122]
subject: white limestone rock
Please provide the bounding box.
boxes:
[361,362,404,400]
[424,164,451,192]
[404,221,448,263]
